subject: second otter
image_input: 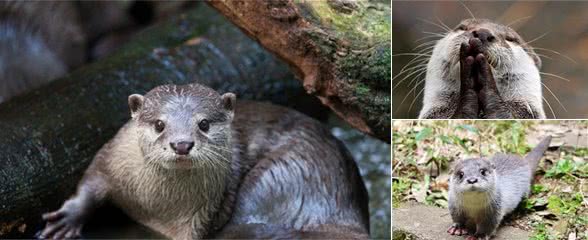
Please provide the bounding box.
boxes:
[448,136,551,240]
[38,83,369,239]
[419,18,545,119]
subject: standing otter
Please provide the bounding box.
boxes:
[37,83,369,239]
[418,18,545,119]
[447,136,551,240]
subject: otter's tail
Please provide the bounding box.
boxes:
[524,136,552,174]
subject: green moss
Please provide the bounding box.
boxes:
[299,0,390,46]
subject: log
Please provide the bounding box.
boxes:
[207,0,391,143]
[0,3,324,237]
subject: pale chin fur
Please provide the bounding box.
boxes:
[419,30,545,118]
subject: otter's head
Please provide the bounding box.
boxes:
[431,18,541,79]
[128,84,236,170]
[449,158,497,193]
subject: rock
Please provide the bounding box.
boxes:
[393,202,530,240]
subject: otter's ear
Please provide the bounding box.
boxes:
[526,48,542,69]
[449,161,458,174]
[221,93,236,111]
[490,162,496,170]
[533,54,542,69]
[128,94,144,118]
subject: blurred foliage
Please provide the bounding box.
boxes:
[392,120,587,239]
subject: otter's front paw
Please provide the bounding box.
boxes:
[37,201,85,239]
[453,42,479,118]
[447,224,468,236]
[474,53,514,118]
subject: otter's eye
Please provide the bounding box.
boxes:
[456,24,467,31]
[154,120,165,133]
[198,119,210,132]
[457,171,464,179]
[480,169,488,176]
[505,36,518,43]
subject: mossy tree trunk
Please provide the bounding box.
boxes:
[207,0,391,143]
[0,4,324,237]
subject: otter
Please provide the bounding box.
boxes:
[418,18,545,119]
[447,136,551,240]
[37,83,369,239]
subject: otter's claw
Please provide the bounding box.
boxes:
[447,224,468,236]
[38,208,84,239]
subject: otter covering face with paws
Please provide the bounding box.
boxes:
[419,18,545,119]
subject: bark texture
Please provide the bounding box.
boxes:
[0,4,323,238]
[207,0,391,142]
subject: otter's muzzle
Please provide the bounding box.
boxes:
[471,28,495,44]
[170,141,194,155]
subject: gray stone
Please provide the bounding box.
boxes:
[393,202,530,240]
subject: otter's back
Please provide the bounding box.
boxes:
[226,101,370,235]
[492,154,532,215]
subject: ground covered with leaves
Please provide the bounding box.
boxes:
[392,120,587,240]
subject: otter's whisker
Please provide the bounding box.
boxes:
[540,72,571,82]
[202,149,230,164]
[414,34,443,43]
[506,16,532,28]
[459,0,476,20]
[394,54,429,76]
[531,47,577,64]
[206,144,232,154]
[534,53,553,61]
[393,66,427,90]
[393,63,427,82]
[541,82,568,112]
[525,31,550,45]
[413,41,437,52]
[406,68,427,91]
[202,146,231,161]
[415,46,436,56]
[418,18,451,32]
[436,16,452,32]
[541,95,556,119]
[393,57,429,82]
[422,31,446,38]
[408,84,426,113]
[396,77,425,114]
[392,53,432,57]
[393,60,428,90]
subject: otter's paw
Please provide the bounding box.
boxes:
[37,206,84,239]
[467,38,484,56]
[474,53,498,91]
[447,224,468,236]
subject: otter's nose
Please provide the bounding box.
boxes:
[170,141,194,155]
[466,178,478,184]
[471,28,495,43]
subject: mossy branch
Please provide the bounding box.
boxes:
[207,0,391,143]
